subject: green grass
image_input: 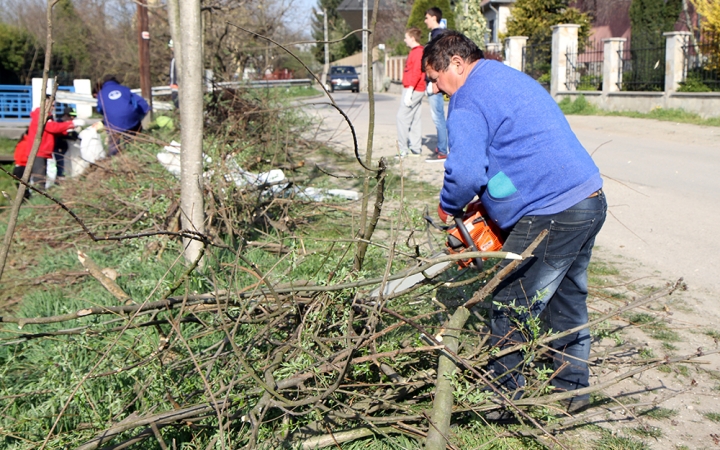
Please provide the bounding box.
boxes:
[266,85,323,98]
[588,260,621,277]
[0,136,17,154]
[625,313,680,342]
[704,329,720,340]
[657,364,690,377]
[650,329,680,342]
[704,412,720,423]
[0,137,18,207]
[594,432,651,450]
[629,426,662,439]
[558,95,720,127]
[639,407,678,420]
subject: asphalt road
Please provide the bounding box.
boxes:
[304,92,720,299]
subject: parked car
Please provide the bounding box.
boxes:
[329,66,359,93]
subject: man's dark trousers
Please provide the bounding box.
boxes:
[489,191,607,401]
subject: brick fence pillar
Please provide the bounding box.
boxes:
[504,36,528,72]
[602,38,626,93]
[551,24,580,96]
[663,31,691,93]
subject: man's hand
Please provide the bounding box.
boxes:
[402,87,414,107]
[437,204,453,224]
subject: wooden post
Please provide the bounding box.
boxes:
[137,0,153,126]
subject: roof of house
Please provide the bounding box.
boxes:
[337,0,394,32]
[337,0,393,12]
[480,0,516,6]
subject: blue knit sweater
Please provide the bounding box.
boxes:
[440,59,602,229]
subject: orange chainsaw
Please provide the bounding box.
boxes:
[444,200,506,269]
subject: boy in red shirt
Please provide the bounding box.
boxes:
[12,130,31,199]
[14,99,82,192]
[396,27,426,158]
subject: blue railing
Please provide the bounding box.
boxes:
[0,85,32,119]
[0,85,76,120]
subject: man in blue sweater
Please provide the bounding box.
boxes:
[97,75,149,155]
[424,31,606,416]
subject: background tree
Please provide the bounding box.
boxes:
[0,23,35,84]
[690,0,720,34]
[406,0,455,40]
[689,0,720,74]
[629,0,682,49]
[628,0,681,90]
[311,0,361,64]
[505,0,592,46]
[50,0,92,83]
[504,0,591,84]
[454,0,489,49]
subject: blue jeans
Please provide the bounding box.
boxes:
[489,191,607,400]
[428,92,447,155]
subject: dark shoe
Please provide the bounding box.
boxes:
[559,397,590,414]
[425,153,447,163]
[484,409,517,423]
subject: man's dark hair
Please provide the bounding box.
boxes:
[406,27,423,44]
[426,7,442,21]
[422,30,484,72]
[102,74,119,86]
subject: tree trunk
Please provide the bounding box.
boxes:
[166,0,182,82]
[424,307,470,450]
[353,0,382,271]
[178,0,205,267]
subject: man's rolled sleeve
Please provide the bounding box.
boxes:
[439,109,490,215]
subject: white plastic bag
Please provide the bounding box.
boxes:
[79,127,106,163]
[46,156,57,188]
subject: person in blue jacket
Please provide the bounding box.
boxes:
[425,31,607,418]
[97,75,149,155]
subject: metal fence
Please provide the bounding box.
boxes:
[618,40,666,91]
[566,40,604,91]
[682,32,720,91]
[385,56,405,83]
[522,40,552,90]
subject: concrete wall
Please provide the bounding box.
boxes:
[548,27,719,119]
[555,91,720,119]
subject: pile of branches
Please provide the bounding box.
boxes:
[0,90,706,450]
[0,226,697,449]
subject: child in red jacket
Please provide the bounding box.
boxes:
[12,130,31,199]
[15,100,82,190]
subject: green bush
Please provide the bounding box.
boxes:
[558,95,598,115]
[678,75,713,92]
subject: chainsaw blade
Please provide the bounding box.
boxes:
[369,252,450,298]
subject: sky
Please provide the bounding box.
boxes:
[288,0,320,37]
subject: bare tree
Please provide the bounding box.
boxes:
[179,0,206,266]
[166,0,182,85]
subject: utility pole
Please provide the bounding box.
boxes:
[361,0,367,92]
[317,9,329,88]
[137,0,153,126]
